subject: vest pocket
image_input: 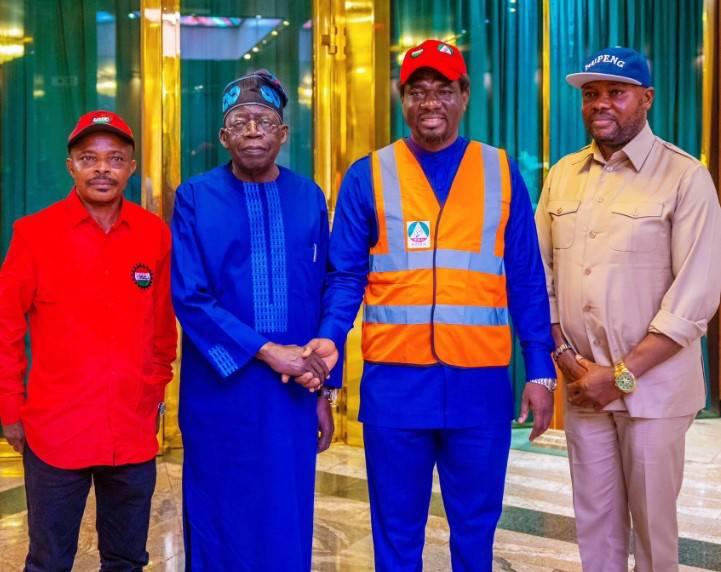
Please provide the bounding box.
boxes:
[547,200,581,249]
[608,201,665,252]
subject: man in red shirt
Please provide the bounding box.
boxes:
[0,110,177,571]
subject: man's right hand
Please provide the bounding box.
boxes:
[556,349,588,382]
[2,421,25,454]
[256,342,329,388]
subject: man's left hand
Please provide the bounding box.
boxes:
[567,357,622,410]
[317,397,334,453]
[518,383,554,441]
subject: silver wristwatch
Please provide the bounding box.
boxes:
[318,387,339,406]
[528,378,557,392]
[552,342,574,361]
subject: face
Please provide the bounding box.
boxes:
[219,104,288,180]
[401,69,469,151]
[66,133,136,207]
[581,81,654,151]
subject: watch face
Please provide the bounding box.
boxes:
[616,371,636,393]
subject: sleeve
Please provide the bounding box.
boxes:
[317,158,377,354]
[0,222,36,424]
[171,183,268,379]
[534,167,560,323]
[504,158,556,380]
[147,225,178,401]
[648,164,721,346]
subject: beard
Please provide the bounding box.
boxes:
[585,109,647,149]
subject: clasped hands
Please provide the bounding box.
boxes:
[257,338,339,392]
[555,350,623,410]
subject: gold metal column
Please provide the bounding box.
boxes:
[314,0,390,445]
[141,0,182,449]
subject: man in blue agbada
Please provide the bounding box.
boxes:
[171,70,340,571]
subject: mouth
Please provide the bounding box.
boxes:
[89,178,116,189]
[241,146,268,155]
[419,115,446,129]
[590,116,616,128]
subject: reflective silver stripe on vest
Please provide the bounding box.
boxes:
[370,249,505,274]
[364,304,509,326]
[376,144,407,256]
[370,141,506,274]
[480,143,503,258]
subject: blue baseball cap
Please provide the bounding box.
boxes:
[566,47,652,88]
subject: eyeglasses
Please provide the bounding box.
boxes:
[405,87,457,104]
[225,117,282,135]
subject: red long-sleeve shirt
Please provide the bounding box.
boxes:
[0,190,177,469]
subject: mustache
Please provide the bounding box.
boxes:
[89,177,118,184]
[589,113,616,121]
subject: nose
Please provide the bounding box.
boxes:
[420,95,442,109]
[243,120,263,137]
[94,159,112,174]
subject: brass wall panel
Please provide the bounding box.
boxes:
[141,0,182,450]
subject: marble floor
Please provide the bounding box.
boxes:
[1,420,721,571]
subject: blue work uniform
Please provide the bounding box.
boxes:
[319,136,555,571]
[171,163,337,572]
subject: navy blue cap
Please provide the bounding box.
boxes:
[566,47,652,88]
[222,69,289,120]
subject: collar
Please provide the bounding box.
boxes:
[65,188,133,229]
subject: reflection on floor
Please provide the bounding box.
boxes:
[1,420,721,571]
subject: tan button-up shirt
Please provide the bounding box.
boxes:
[536,123,721,417]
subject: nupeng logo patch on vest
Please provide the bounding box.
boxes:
[406,221,432,249]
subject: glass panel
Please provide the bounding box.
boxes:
[0,0,143,254]
[179,1,313,181]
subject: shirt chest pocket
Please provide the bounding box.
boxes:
[608,201,666,253]
[547,200,581,249]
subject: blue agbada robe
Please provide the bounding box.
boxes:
[171,163,333,572]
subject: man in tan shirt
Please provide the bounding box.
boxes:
[536,47,721,572]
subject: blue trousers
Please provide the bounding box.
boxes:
[23,445,156,572]
[364,423,511,572]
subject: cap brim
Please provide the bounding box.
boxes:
[68,125,135,149]
[401,64,462,85]
[566,72,643,88]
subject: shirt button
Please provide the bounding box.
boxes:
[556,207,563,214]
[584,268,592,276]
[605,166,614,172]
[583,305,592,312]
[593,339,601,346]
[589,231,598,239]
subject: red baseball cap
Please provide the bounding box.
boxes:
[67,110,135,150]
[400,39,468,86]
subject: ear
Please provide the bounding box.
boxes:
[219,128,230,150]
[278,125,289,145]
[129,158,138,176]
[642,87,655,111]
[461,87,470,111]
[66,156,75,178]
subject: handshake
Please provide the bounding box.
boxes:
[256,338,339,392]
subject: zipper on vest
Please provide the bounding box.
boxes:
[429,202,446,364]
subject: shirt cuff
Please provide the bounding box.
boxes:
[0,393,24,426]
[648,309,706,348]
[318,322,348,358]
[523,348,557,381]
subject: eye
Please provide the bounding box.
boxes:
[259,118,273,128]
[440,89,454,96]
[110,156,127,165]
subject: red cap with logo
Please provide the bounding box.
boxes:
[67,110,135,150]
[400,39,468,86]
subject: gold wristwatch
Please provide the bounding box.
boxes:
[613,362,637,393]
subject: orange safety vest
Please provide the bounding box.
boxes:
[362,139,512,368]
